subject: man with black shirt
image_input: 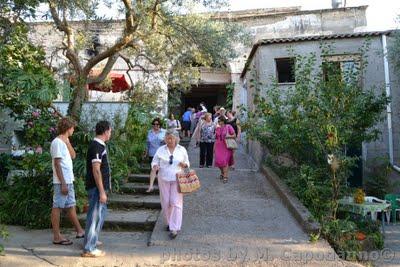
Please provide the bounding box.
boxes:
[81,121,112,257]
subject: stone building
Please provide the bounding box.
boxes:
[239,31,400,186]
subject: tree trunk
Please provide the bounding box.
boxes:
[67,77,88,122]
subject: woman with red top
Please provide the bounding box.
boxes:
[214,116,236,183]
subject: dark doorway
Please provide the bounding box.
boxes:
[169,84,228,117]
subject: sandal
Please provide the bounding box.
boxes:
[53,239,73,245]
[219,174,223,180]
[223,177,228,183]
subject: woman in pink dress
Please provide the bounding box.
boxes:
[214,116,236,183]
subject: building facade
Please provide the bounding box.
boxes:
[240,31,400,185]
[27,6,368,115]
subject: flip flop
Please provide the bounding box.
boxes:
[76,234,85,239]
[53,239,73,245]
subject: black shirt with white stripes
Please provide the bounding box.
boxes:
[85,138,111,191]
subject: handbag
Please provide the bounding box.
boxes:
[225,135,238,150]
[176,167,201,194]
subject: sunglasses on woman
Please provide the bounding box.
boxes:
[169,155,173,165]
[152,123,160,126]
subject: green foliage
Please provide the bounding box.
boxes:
[73,176,87,213]
[70,102,153,194]
[0,224,8,255]
[0,23,58,115]
[0,153,13,185]
[322,219,361,261]
[368,232,384,250]
[284,164,331,221]
[0,5,62,229]
[364,158,393,199]
[0,153,53,228]
[19,108,60,148]
[225,83,234,109]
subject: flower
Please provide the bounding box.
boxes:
[35,146,43,154]
[327,154,334,165]
[27,121,34,127]
[49,127,56,133]
[32,111,40,118]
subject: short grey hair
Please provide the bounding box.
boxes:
[165,129,180,143]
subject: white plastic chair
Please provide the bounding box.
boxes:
[364,196,391,222]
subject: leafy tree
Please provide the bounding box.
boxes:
[35,0,247,121]
[0,6,58,116]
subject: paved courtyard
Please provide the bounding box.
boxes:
[1,143,363,266]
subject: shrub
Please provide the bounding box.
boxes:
[0,153,12,185]
[0,153,53,228]
[0,224,8,255]
[364,159,394,199]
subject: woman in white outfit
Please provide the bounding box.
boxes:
[151,129,190,239]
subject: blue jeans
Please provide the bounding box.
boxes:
[83,187,107,252]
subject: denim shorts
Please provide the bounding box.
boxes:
[53,184,76,208]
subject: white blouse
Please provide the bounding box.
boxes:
[151,144,190,182]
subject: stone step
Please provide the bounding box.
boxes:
[108,194,161,209]
[77,209,159,231]
[128,173,158,184]
[120,183,159,195]
[139,166,151,173]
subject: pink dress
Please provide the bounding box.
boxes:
[214,124,235,167]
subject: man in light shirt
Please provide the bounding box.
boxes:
[50,117,84,245]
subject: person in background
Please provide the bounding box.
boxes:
[81,120,112,257]
[151,130,190,239]
[182,107,193,138]
[190,107,198,136]
[196,113,215,168]
[146,118,166,163]
[50,117,85,246]
[212,105,220,120]
[199,102,208,113]
[213,107,227,125]
[166,114,181,133]
[214,116,235,183]
[226,110,242,170]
